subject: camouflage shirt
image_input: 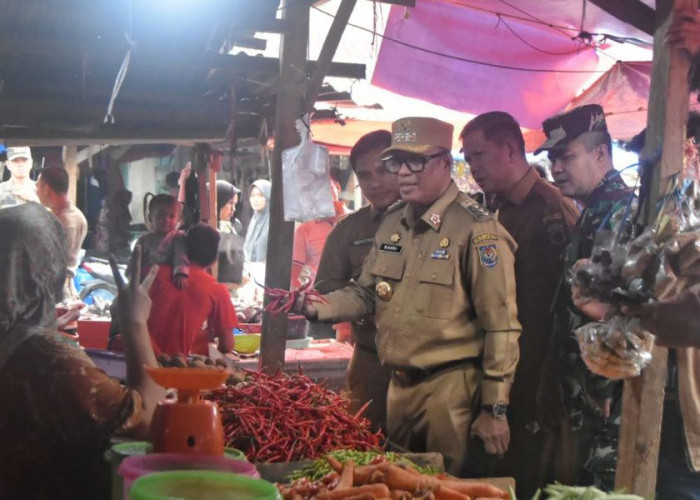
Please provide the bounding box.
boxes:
[553,169,634,489]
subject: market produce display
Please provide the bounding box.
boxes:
[157,353,229,370]
[278,453,510,500]
[536,483,642,499]
[205,370,381,463]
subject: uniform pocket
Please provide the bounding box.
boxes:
[371,253,405,281]
[418,262,456,318]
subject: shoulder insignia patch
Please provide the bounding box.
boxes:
[385,200,407,214]
[459,196,493,221]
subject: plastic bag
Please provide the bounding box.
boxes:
[282,116,335,222]
[575,316,655,380]
[567,231,628,303]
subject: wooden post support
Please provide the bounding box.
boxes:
[191,143,212,225]
[259,0,309,374]
[615,0,696,495]
[305,0,357,113]
[62,145,79,205]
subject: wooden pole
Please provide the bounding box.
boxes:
[615,0,696,495]
[259,0,309,374]
[304,0,357,113]
[62,145,79,205]
[191,143,211,225]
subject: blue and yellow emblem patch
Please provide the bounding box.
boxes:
[477,243,498,268]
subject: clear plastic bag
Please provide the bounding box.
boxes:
[575,316,655,380]
[282,116,335,222]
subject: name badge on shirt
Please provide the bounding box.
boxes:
[430,248,450,260]
[379,243,402,253]
[352,238,374,246]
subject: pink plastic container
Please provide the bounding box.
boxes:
[118,453,259,498]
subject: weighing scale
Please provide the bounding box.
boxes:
[147,367,228,456]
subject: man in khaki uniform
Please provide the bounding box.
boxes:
[314,130,400,433]
[302,117,521,476]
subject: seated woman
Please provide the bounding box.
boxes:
[0,203,164,499]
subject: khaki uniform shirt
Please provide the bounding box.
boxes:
[315,205,384,350]
[489,168,579,423]
[316,182,521,405]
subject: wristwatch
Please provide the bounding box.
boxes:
[481,402,508,418]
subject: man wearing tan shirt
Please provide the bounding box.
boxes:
[36,166,88,302]
[314,130,400,433]
[302,117,521,476]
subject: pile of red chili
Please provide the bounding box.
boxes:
[205,370,382,463]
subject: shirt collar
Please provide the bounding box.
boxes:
[503,167,539,205]
[401,181,459,231]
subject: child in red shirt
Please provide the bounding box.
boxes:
[147,224,237,356]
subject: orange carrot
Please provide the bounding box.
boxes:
[383,464,439,492]
[390,490,413,500]
[316,483,392,500]
[327,455,344,473]
[337,460,355,489]
[438,480,508,499]
[353,462,391,485]
[433,484,471,500]
[343,494,375,500]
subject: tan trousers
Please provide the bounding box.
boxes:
[387,363,480,476]
[347,346,392,434]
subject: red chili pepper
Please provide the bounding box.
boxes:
[205,369,382,463]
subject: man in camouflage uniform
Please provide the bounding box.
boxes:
[536,105,634,490]
[0,147,38,209]
[301,117,521,477]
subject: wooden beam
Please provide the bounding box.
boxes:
[305,0,357,113]
[0,96,228,131]
[76,145,110,165]
[369,0,415,5]
[0,127,226,147]
[62,146,79,205]
[259,0,309,374]
[588,0,656,36]
[616,0,696,496]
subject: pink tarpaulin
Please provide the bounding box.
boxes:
[372,1,600,129]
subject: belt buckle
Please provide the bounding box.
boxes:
[392,369,411,386]
[392,368,425,386]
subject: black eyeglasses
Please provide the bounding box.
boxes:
[381,151,448,174]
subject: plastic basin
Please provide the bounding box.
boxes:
[129,471,281,500]
[119,453,259,498]
[234,333,261,354]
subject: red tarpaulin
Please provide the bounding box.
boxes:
[309,118,546,155]
[371,1,600,129]
[569,61,699,140]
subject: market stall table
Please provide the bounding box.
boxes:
[87,339,353,392]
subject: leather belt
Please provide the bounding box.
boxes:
[391,358,475,387]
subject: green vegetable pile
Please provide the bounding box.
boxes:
[532,483,644,500]
[286,450,440,482]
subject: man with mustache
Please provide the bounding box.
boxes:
[536,104,634,490]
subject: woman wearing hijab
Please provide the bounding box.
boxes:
[243,179,271,263]
[216,179,245,285]
[0,203,164,498]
